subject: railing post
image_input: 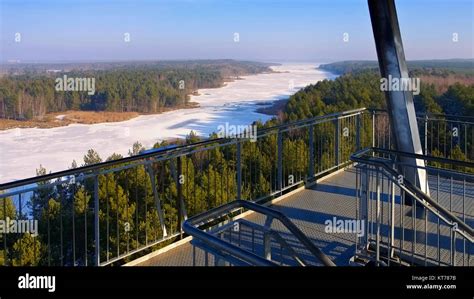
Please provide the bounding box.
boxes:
[356,113,361,151]
[236,142,242,201]
[424,114,428,155]
[94,174,100,266]
[176,156,183,239]
[372,110,376,148]
[308,125,315,180]
[277,129,283,193]
[375,168,381,266]
[451,228,457,266]
[264,232,272,261]
[215,254,226,266]
[359,165,370,251]
[390,180,395,258]
[263,212,274,260]
[334,117,340,166]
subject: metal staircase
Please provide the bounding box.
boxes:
[352,148,473,266]
[184,200,335,266]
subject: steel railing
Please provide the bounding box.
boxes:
[370,109,474,160]
[0,108,367,266]
[352,148,473,266]
[1,108,472,266]
[183,200,335,266]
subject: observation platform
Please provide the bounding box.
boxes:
[128,166,473,267]
[127,168,358,266]
[1,109,471,267]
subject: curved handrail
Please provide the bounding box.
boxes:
[183,200,336,266]
[368,108,474,122]
[373,147,474,168]
[351,148,474,240]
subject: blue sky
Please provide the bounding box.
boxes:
[0,0,472,62]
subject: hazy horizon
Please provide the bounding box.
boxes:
[1,58,474,65]
[1,0,472,63]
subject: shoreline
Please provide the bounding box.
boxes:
[0,63,333,183]
[0,103,200,131]
[0,68,281,131]
[255,99,288,116]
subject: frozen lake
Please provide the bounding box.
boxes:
[0,63,335,183]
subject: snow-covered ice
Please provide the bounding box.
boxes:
[0,63,335,183]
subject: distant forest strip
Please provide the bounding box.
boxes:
[308,60,474,119]
[0,60,274,120]
[254,59,474,120]
[319,59,474,76]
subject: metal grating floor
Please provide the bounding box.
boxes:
[131,167,473,266]
[133,168,360,266]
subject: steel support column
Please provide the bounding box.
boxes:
[368,0,429,197]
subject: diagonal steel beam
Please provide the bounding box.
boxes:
[368,0,429,199]
[145,164,168,237]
